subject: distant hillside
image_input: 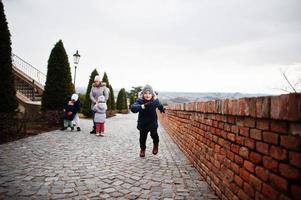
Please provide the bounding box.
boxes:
[76,87,270,105]
[157,91,270,105]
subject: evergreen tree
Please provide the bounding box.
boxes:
[0,1,18,112]
[108,85,116,110]
[41,40,74,111]
[82,69,99,117]
[102,72,116,110]
[102,72,109,85]
[129,95,136,106]
[116,88,123,110]
[116,88,128,112]
[123,89,128,110]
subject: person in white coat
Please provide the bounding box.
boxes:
[92,95,107,136]
[89,75,109,133]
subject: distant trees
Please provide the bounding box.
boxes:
[129,86,142,106]
[82,69,99,117]
[42,40,74,111]
[116,88,128,113]
[0,0,17,113]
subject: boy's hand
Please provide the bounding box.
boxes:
[141,102,151,109]
[144,102,151,108]
[67,111,73,116]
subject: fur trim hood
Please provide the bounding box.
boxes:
[92,82,107,87]
[138,91,157,100]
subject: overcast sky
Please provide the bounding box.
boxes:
[3,0,301,94]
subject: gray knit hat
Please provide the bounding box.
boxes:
[141,84,154,95]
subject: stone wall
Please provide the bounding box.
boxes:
[159,93,301,200]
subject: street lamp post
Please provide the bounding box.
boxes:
[73,50,81,89]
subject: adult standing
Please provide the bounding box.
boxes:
[89,75,109,133]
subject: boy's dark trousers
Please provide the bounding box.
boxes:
[139,128,159,150]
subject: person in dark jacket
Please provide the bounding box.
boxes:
[130,84,165,157]
[61,93,81,131]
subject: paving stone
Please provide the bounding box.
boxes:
[111,191,124,198]
[141,183,152,190]
[45,177,58,182]
[50,188,62,194]
[122,182,133,189]
[99,193,110,199]
[51,194,66,199]
[37,188,48,196]
[65,191,79,198]
[103,187,116,193]
[130,186,142,193]
[62,188,74,193]
[0,115,218,199]
[87,192,100,198]
[77,190,89,195]
[127,192,141,199]
[23,176,34,181]
[112,180,124,186]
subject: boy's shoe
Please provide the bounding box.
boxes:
[96,133,100,136]
[140,149,145,157]
[152,143,159,155]
[77,127,81,131]
[90,129,96,134]
[71,127,74,131]
[60,127,67,131]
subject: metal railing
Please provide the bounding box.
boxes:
[12,53,46,86]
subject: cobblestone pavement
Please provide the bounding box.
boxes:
[0,113,218,200]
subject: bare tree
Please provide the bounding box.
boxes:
[280,68,297,93]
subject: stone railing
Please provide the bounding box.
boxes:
[12,53,46,86]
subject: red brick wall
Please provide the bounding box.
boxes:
[159,93,301,200]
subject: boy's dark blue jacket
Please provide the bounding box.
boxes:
[63,96,81,120]
[131,98,164,130]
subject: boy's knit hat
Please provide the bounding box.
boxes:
[71,93,79,101]
[98,95,106,102]
[141,84,154,95]
[94,75,102,82]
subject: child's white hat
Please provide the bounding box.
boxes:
[71,93,79,101]
[98,95,106,102]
